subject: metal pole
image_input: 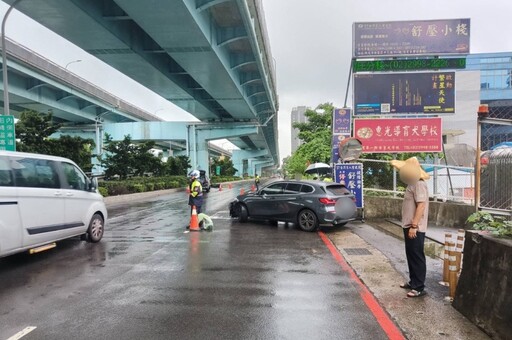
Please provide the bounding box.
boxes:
[433,154,439,201]
[475,117,482,212]
[392,153,397,197]
[1,0,22,116]
[442,142,455,198]
[343,58,354,108]
[65,59,82,69]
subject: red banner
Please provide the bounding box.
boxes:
[354,117,442,153]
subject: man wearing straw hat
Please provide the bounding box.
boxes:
[391,157,430,298]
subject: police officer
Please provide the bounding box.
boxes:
[255,174,261,191]
[188,170,203,214]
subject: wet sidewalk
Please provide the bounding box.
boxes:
[326,223,490,340]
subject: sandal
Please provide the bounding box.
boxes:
[407,290,426,298]
[400,283,412,289]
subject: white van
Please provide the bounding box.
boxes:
[0,151,107,258]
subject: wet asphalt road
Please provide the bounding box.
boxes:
[1,184,389,340]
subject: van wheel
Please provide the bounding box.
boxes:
[297,209,318,232]
[87,214,104,243]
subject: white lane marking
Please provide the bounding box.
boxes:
[7,327,37,340]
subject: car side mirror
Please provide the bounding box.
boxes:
[89,177,99,192]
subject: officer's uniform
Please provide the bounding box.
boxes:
[189,177,203,214]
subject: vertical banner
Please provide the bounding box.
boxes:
[335,163,364,208]
[333,108,352,134]
[332,108,352,163]
[0,115,16,151]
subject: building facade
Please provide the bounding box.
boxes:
[466,53,512,151]
[290,106,308,153]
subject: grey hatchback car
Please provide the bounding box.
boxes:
[229,180,358,232]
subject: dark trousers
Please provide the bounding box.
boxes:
[403,228,427,291]
[190,205,202,214]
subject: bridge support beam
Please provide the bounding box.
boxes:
[232,149,268,177]
[191,125,258,176]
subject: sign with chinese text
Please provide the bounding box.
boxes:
[333,108,352,135]
[353,19,470,57]
[354,72,455,115]
[354,117,442,153]
[335,163,364,208]
[352,58,466,73]
[0,115,16,151]
[331,134,350,163]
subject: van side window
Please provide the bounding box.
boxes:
[11,157,61,189]
[61,162,87,191]
[0,158,13,186]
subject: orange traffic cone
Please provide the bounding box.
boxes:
[240,188,245,195]
[228,183,233,189]
[189,206,200,231]
[219,183,223,191]
[251,184,256,192]
[186,186,191,194]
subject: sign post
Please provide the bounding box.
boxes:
[0,115,15,151]
[335,163,364,209]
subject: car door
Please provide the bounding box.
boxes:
[251,182,288,219]
[282,183,304,218]
[11,156,65,247]
[60,162,93,237]
[0,156,22,255]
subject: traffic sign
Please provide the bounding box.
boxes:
[0,115,16,151]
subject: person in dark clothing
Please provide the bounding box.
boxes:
[391,157,430,298]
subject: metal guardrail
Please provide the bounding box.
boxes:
[358,159,476,204]
[2,38,162,122]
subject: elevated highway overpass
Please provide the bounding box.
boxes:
[4,0,279,175]
[0,38,232,163]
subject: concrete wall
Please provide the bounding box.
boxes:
[453,231,512,340]
[364,196,475,228]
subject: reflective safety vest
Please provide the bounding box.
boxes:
[190,179,203,198]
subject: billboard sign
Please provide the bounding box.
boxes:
[353,19,470,57]
[335,163,364,208]
[354,72,455,115]
[0,115,16,151]
[333,108,352,135]
[354,117,442,153]
[331,134,350,163]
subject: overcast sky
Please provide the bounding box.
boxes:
[2,1,512,160]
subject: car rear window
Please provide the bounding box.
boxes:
[326,184,350,196]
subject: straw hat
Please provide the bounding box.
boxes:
[390,157,430,183]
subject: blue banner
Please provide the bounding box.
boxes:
[335,163,364,208]
[332,134,350,164]
[353,19,470,57]
[333,108,352,135]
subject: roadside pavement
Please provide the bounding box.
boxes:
[325,223,490,340]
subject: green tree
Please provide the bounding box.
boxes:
[166,155,191,176]
[285,103,333,175]
[15,110,94,171]
[101,134,164,179]
[211,157,237,176]
[15,110,61,154]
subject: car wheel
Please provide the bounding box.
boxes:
[297,209,318,232]
[237,204,248,223]
[87,213,104,243]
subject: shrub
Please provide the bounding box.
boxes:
[98,187,109,197]
[467,211,512,238]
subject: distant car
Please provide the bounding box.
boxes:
[199,170,210,193]
[229,180,357,232]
